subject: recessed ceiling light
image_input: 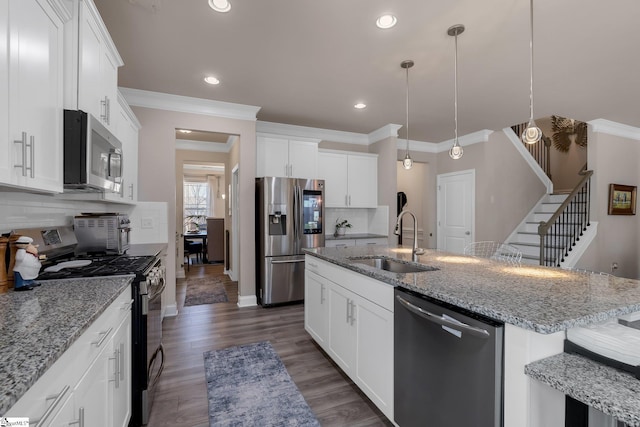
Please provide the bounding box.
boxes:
[354,103,367,109]
[208,0,231,13]
[204,76,220,85]
[376,14,397,29]
[178,129,192,134]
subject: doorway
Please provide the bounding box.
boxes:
[437,169,475,253]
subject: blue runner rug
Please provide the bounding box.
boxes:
[203,341,320,427]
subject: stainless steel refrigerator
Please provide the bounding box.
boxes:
[256,177,325,306]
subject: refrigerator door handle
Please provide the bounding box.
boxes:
[396,295,491,339]
[292,185,298,239]
[271,259,305,264]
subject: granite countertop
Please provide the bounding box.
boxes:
[525,353,640,426]
[325,233,388,241]
[304,245,640,334]
[0,276,134,414]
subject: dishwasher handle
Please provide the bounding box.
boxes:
[396,295,490,339]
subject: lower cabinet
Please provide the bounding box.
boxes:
[5,288,132,426]
[304,255,394,421]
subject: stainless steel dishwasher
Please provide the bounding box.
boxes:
[394,288,504,427]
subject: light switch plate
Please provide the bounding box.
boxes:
[141,217,154,229]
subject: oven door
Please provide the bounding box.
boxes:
[142,265,165,425]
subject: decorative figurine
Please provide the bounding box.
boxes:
[13,236,42,291]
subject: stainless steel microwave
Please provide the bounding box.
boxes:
[63,109,123,193]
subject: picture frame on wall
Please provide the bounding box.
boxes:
[608,184,637,215]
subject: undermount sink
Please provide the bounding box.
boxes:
[348,256,438,274]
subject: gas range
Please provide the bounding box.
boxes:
[37,254,156,281]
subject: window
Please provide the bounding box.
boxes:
[184,181,209,231]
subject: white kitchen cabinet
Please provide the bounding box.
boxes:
[256,135,319,179]
[5,288,132,426]
[318,150,378,208]
[304,269,329,346]
[110,311,132,427]
[1,0,67,193]
[104,92,139,203]
[76,0,122,132]
[304,255,394,420]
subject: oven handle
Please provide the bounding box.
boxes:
[396,295,490,339]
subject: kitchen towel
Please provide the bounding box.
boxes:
[203,341,320,427]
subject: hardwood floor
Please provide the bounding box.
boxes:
[147,263,393,426]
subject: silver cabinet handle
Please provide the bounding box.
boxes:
[349,300,356,325]
[121,299,134,311]
[119,342,125,382]
[307,261,318,268]
[69,407,85,427]
[335,244,347,248]
[91,327,113,347]
[101,97,108,122]
[29,135,35,178]
[31,385,70,426]
[346,298,350,323]
[396,295,490,339]
[106,96,111,125]
[129,183,134,199]
[14,131,27,176]
[320,284,325,304]
[109,347,120,388]
[348,195,352,206]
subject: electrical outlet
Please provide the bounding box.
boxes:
[141,217,154,229]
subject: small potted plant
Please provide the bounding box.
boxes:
[334,218,352,237]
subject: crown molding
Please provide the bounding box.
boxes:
[175,135,237,153]
[399,129,493,154]
[120,87,261,121]
[48,0,73,22]
[117,90,142,130]
[257,121,368,145]
[588,119,640,141]
[369,124,403,144]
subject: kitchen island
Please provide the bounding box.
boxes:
[304,245,640,427]
[0,275,133,415]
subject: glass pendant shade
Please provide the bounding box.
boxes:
[403,153,413,169]
[522,118,542,144]
[449,141,463,160]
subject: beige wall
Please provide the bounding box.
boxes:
[436,131,547,243]
[537,116,587,192]
[133,106,256,312]
[370,136,398,242]
[576,130,640,278]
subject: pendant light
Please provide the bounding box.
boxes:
[401,60,414,170]
[522,0,542,144]
[448,24,464,160]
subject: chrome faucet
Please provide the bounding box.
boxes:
[394,210,425,261]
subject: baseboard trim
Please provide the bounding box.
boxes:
[164,303,178,318]
[176,268,186,279]
[237,295,258,308]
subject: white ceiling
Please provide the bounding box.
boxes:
[94,0,640,144]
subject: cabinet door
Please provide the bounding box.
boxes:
[327,283,356,374]
[8,0,64,192]
[0,1,9,184]
[257,136,289,177]
[110,312,132,427]
[78,2,103,120]
[304,270,328,346]
[75,342,110,427]
[318,152,348,207]
[47,392,79,427]
[355,296,394,419]
[288,139,317,179]
[101,49,118,129]
[347,154,378,208]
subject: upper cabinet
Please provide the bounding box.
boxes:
[112,92,140,203]
[0,0,70,193]
[65,0,123,134]
[318,150,378,208]
[256,134,319,179]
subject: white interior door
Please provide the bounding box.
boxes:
[437,169,475,253]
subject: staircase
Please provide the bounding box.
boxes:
[507,194,568,265]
